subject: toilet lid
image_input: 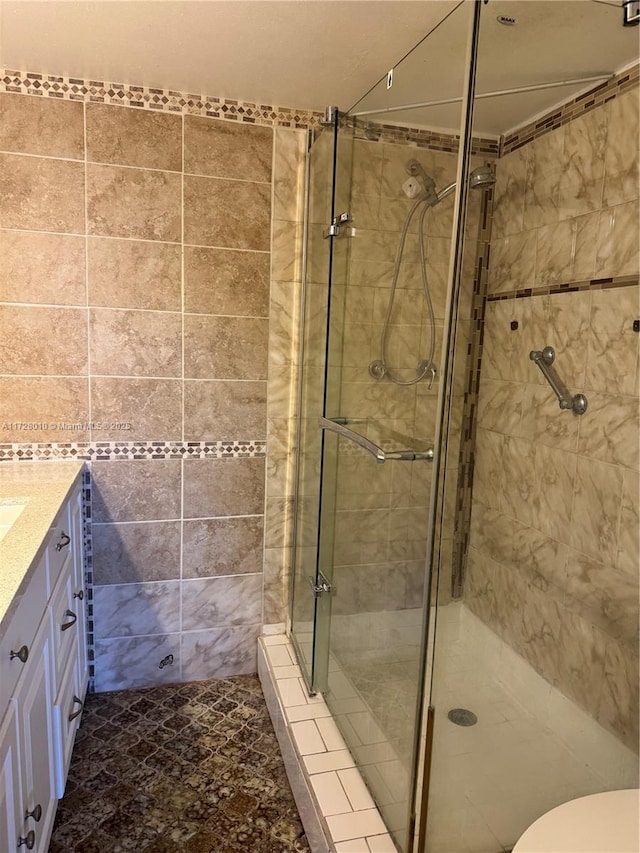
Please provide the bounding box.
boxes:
[512,789,640,853]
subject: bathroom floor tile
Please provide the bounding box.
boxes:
[49,676,310,852]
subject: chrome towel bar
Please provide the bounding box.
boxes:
[318,417,434,463]
[529,346,588,415]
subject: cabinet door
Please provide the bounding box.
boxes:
[15,615,57,853]
[0,703,22,853]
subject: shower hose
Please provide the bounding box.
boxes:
[371,196,437,386]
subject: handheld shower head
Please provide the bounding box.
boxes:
[404,159,439,206]
[469,165,496,190]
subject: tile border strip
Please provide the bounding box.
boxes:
[486,274,640,302]
[0,67,323,129]
[349,117,500,157]
[500,61,640,155]
[0,440,267,462]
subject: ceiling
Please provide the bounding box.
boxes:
[0,1,637,136]
[0,0,457,111]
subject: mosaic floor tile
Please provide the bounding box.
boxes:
[49,676,311,853]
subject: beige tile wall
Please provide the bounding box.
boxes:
[467,89,639,750]
[0,91,304,690]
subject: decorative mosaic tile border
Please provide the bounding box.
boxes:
[81,470,95,690]
[350,116,500,157]
[0,440,267,462]
[486,274,640,303]
[0,67,323,129]
[501,61,640,155]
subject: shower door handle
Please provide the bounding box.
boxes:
[319,417,433,463]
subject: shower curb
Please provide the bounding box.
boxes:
[258,635,398,853]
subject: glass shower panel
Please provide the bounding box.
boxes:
[425,3,640,852]
[290,121,338,688]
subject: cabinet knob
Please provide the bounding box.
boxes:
[55,531,71,552]
[73,589,84,601]
[61,609,77,631]
[18,830,35,849]
[9,645,29,664]
[68,695,84,722]
[25,804,42,823]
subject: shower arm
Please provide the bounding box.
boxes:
[529,346,588,415]
[319,417,434,463]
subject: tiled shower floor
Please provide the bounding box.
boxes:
[49,676,311,853]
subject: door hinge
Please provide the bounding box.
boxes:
[308,571,333,598]
[323,211,352,239]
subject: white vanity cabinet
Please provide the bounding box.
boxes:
[0,472,87,853]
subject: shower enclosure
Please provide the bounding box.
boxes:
[289,2,639,851]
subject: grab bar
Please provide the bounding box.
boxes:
[319,417,434,463]
[529,346,587,415]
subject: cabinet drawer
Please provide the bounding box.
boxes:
[0,556,48,703]
[46,504,74,595]
[52,646,83,798]
[49,557,78,690]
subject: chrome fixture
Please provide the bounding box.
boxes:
[320,105,339,126]
[319,417,434,463]
[308,571,333,599]
[529,346,588,415]
[623,0,640,26]
[323,210,352,239]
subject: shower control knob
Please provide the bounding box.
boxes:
[369,360,386,380]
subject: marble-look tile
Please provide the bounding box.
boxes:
[604,89,640,207]
[0,92,84,158]
[185,115,272,182]
[481,300,515,381]
[571,455,623,564]
[523,129,564,230]
[0,153,84,232]
[489,230,536,294]
[181,574,263,629]
[273,127,306,223]
[534,443,577,544]
[510,295,550,384]
[492,147,526,237]
[535,219,574,286]
[183,379,266,440]
[93,634,181,692]
[547,290,591,388]
[184,175,271,250]
[90,377,182,441]
[519,582,563,684]
[557,608,607,718]
[263,546,288,626]
[86,102,182,171]
[93,581,181,638]
[469,428,504,511]
[92,520,181,584]
[0,230,86,306]
[517,384,579,453]
[184,457,265,518]
[512,520,568,592]
[264,495,294,550]
[557,108,607,220]
[90,308,182,377]
[499,435,536,527]
[572,211,600,280]
[0,376,89,442]
[617,468,639,577]
[598,637,639,752]
[88,237,182,311]
[585,286,639,396]
[183,246,270,317]
[181,625,260,680]
[595,199,640,278]
[91,460,182,523]
[469,503,514,568]
[269,280,300,369]
[184,314,268,380]
[564,550,639,646]
[87,164,181,241]
[272,219,303,283]
[577,392,639,470]
[0,305,87,375]
[182,516,264,578]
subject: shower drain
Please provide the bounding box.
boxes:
[447,708,478,726]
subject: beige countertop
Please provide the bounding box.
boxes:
[0,461,84,633]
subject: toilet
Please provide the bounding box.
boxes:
[513,789,640,853]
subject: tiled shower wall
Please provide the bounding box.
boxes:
[0,89,305,690]
[466,83,639,750]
